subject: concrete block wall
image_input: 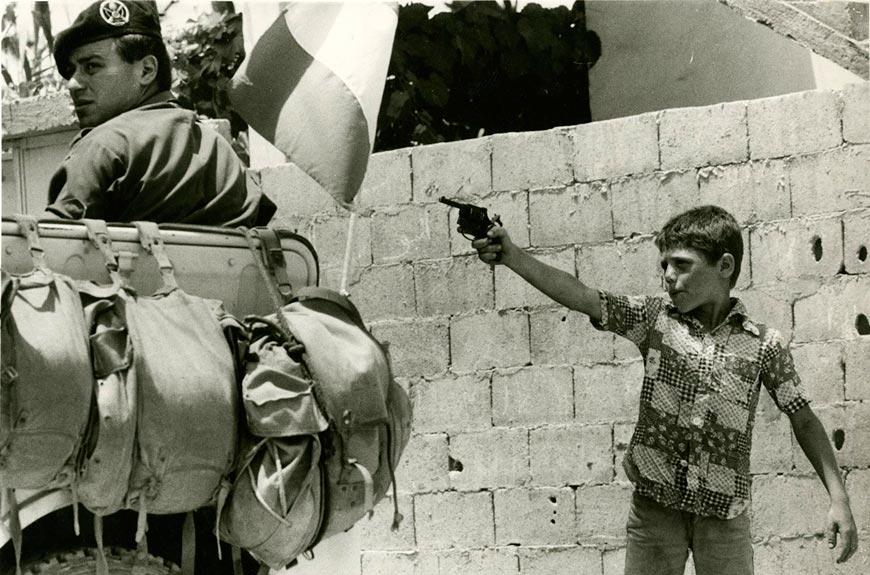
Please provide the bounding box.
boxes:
[254,82,870,575]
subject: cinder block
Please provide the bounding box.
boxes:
[846,469,870,536]
[414,491,494,550]
[3,91,77,136]
[372,318,449,378]
[750,215,844,285]
[842,82,870,144]
[660,101,748,170]
[492,128,573,192]
[778,535,870,575]
[311,213,372,278]
[751,475,828,538]
[410,373,491,434]
[698,160,790,224]
[791,342,845,406]
[414,256,494,318]
[735,287,794,341]
[529,183,613,247]
[793,276,870,342]
[748,90,841,159]
[411,138,491,202]
[450,191,530,257]
[845,339,870,400]
[750,416,793,474]
[797,403,870,470]
[790,145,870,216]
[574,113,659,181]
[530,423,613,487]
[495,248,575,310]
[575,483,633,541]
[575,236,662,296]
[494,487,576,545]
[492,366,574,427]
[361,551,437,575]
[602,547,626,575]
[437,548,519,575]
[610,170,700,238]
[448,428,529,490]
[450,310,530,371]
[613,423,634,483]
[259,162,337,218]
[357,147,413,209]
[371,204,449,264]
[575,362,644,424]
[517,545,603,575]
[395,433,449,494]
[529,307,615,366]
[349,263,415,321]
[359,494,416,551]
[843,209,870,275]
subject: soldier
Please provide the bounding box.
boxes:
[43,0,274,227]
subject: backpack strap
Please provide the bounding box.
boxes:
[94,515,109,575]
[134,222,178,291]
[83,219,123,287]
[4,488,22,575]
[181,511,196,575]
[13,214,49,274]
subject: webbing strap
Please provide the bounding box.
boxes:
[5,488,22,575]
[232,545,244,575]
[214,480,231,560]
[13,214,49,273]
[181,511,196,575]
[348,459,375,518]
[83,219,123,286]
[134,221,178,290]
[256,228,293,303]
[94,515,109,575]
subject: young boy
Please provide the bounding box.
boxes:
[472,205,858,575]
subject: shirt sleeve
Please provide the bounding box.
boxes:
[44,135,124,220]
[591,290,661,354]
[759,329,811,415]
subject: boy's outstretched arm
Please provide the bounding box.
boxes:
[473,226,601,322]
[788,405,859,563]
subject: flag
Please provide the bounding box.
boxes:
[231,2,398,207]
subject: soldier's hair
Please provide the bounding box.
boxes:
[655,205,743,287]
[114,34,172,91]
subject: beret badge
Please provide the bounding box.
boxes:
[99,0,130,27]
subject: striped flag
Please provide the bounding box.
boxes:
[231,2,398,207]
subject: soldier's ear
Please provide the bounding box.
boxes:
[135,54,158,87]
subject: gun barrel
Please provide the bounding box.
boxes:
[438,196,466,209]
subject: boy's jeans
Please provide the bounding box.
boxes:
[624,492,754,575]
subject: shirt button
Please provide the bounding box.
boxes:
[679,460,688,468]
[692,416,704,427]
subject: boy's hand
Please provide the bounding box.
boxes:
[827,499,858,563]
[472,224,512,265]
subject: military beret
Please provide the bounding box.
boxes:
[54,0,163,79]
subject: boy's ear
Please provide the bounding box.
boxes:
[719,253,735,281]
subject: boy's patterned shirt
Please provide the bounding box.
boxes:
[594,291,810,519]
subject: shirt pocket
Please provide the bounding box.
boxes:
[711,354,760,408]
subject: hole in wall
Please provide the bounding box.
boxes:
[857,314,870,336]
[833,429,845,451]
[561,316,567,322]
[858,245,868,262]
[548,496,557,504]
[448,456,463,472]
[811,236,823,262]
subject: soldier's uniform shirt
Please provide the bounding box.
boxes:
[593,291,810,519]
[44,91,272,226]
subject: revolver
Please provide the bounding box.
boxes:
[438,196,502,240]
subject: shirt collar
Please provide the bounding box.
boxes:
[665,296,760,336]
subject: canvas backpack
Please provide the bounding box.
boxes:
[0,217,93,491]
[218,280,412,572]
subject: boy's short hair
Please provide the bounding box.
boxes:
[655,205,743,287]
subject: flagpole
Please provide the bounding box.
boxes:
[339,211,358,297]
